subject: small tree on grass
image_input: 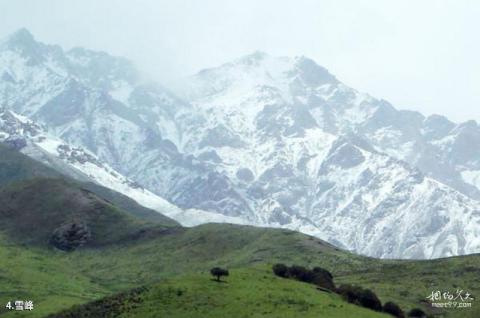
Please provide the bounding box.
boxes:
[210,267,229,282]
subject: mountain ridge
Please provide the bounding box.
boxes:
[2,28,480,259]
[0,118,479,317]
[172,51,480,258]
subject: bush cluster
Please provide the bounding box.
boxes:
[407,308,427,318]
[336,284,382,312]
[336,284,409,317]
[383,301,405,318]
[272,264,335,291]
[272,264,413,318]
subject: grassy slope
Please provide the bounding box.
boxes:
[80,182,179,226]
[0,143,60,186]
[47,267,388,318]
[0,237,110,317]
[66,224,480,318]
[0,178,162,247]
[0,224,478,317]
[0,143,179,227]
[0,146,479,317]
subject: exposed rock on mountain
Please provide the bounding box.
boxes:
[2,30,480,258]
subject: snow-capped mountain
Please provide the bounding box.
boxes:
[170,52,480,258]
[0,106,245,226]
[1,29,480,258]
[0,28,250,218]
[0,104,182,210]
[174,51,480,201]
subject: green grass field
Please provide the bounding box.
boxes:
[0,148,479,318]
[48,267,389,318]
[0,224,478,317]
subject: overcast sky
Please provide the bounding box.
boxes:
[1,0,479,122]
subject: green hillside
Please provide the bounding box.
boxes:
[0,220,478,317]
[81,182,179,226]
[0,143,179,227]
[0,144,478,318]
[0,178,177,248]
[0,143,60,185]
[46,267,389,318]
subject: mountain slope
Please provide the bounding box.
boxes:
[2,30,480,259]
[0,152,477,318]
[0,142,60,185]
[175,51,480,200]
[0,140,179,227]
[0,178,158,249]
[0,207,479,318]
[172,52,480,258]
[0,29,249,220]
[0,106,237,226]
[47,267,388,318]
[0,106,179,213]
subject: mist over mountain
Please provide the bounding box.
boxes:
[1,29,480,259]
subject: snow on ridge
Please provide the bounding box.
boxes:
[0,108,229,227]
[3,32,480,259]
[171,53,480,259]
[461,170,480,190]
[109,80,134,104]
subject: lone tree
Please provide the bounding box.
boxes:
[210,267,229,282]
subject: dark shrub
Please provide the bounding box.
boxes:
[337,284,362,304]
[408,308,426,318]
[287,265,315,283]
[273,264,335,290]
[358,288,382,311]
[210,267,229,282]
[312,267,333,279]
[383,301,404,317]
[337,285,382,311]
[287,265,307,277]
[272,263,289,278]
[312,267,335,291]
[50,222,91,251]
